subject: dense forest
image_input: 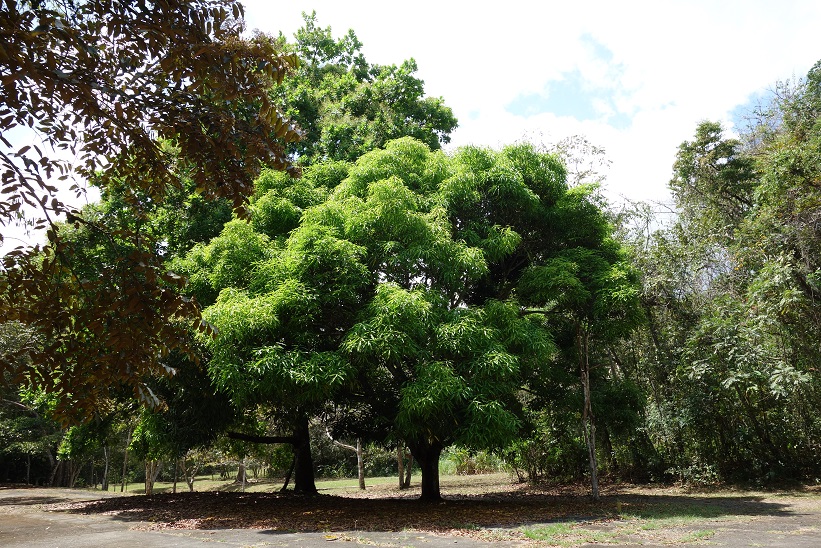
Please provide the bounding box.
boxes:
[2,2,820,501]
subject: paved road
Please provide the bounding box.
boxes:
[3,487,821,547]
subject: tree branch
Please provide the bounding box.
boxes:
[1,399,41,418]
[325,428,357,453]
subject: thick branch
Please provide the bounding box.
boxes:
[325,428,356,453]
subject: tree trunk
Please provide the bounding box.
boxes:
[397,445,413,489]
[292,415,317,494]
[356,438,365,490]
[102,446,110,491]
[404,453,413,488]
[408,439,443,501]
[225,418,316,494]
[144,460,162,495]
[145,461,153,496]
[397,446,405,489]
[172,458,178,494]
[238,458,247,491]
[326,429,366,490]
[180,456,198,492]
[601,425,615,471]
[579,326,600,500]
[47,451,59,487]
[281,453,296,492]
[121,429,132,493]
[68,460,82,488]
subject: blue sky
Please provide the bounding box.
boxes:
[241,0,821,205]
[506,36,633,130]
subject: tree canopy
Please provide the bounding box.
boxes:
[176,137,638,499]
[274,12,458,165]
[0,0,301,417]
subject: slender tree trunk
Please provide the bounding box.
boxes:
[47,452,59,487]
[238,458,247,491]
[102,446,109,491]
[121,429,132,493]
[601,425,615,471]
[408,440,443,501]
[180,456,197,492]
[326,430,366,490]
[356,438,365,490]
[281,453,296,492]
[144,460,162,495]
[397,446,405,489]
[404,453,413,488]
[68,461,82,488]
[579,326,599,500]
[145,461,154,495]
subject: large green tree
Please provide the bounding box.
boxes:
[180,137,639,500]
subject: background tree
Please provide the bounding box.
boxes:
[617,60,821,483]
[274,12,458,165]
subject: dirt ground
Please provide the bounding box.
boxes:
[2,481,821,547]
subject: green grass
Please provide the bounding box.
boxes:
[681,529,716,542]
[523,522,621,546]
[521,497,738,546]
[620,501,726,522]
[523,522,576,542]
[524,519,717,547]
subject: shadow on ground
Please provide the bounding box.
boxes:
[44,490,795,533]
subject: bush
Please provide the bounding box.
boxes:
[441,447,506,475]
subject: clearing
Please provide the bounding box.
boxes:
[2,474,821,546]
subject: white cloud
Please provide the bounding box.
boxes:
[242,0,821,207]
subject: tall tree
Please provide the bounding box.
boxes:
[182,137,638,500]
[619,60,821,483]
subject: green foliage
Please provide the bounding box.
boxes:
[276,13,457,165]
[618,60,821,483]
[181,133,641,498]
[0,0,301,418]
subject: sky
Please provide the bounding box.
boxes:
[3,1,819,252]
[240,0,821,206]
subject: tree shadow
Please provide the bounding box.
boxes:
[0,486,123,507]
[42,489,803,533]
